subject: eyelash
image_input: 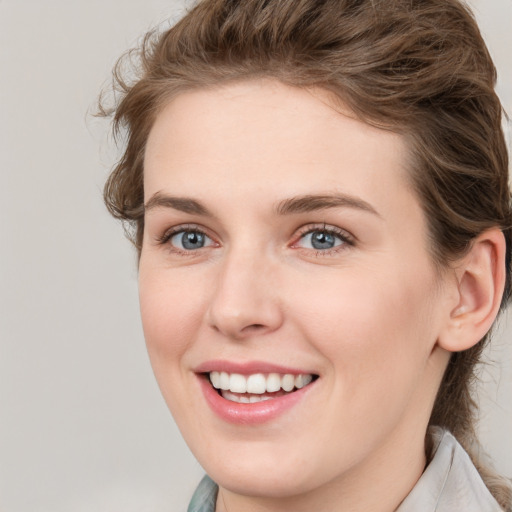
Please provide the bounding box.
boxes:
[156,224,215,256]
[155,223,355,256]
[291,224,355,256]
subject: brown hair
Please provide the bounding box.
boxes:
[101,0,512,507]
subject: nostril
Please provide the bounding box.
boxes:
[243,324,266,332]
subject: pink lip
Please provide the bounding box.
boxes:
[194,359,314,375]
[195,361,317,425]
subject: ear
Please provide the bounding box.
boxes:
[437,228,506,353]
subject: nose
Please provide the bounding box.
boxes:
[206,248,284,340]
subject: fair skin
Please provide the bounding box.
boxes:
[139,80,505,512]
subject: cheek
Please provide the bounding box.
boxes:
[138,267,206,372]
[295,267,433,339]
[138,266,215,433]
[290,266,438,398]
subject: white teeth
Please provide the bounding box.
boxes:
[209,371,315,395]
[295,374,312,389]
[266,373,281,392]
[282,374,295,392]
[249,395,268,403]
[222,390,274,403]
[219,372,230,390]
[247,373,266,394]
[210,371,220,389]
[229,373,247,393]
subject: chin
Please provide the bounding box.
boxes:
[191,436,344,500]
[209,463,322,499]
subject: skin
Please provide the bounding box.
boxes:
[139,80,465,512]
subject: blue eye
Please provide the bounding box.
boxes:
[299,229,346,250]
[170,230,213,250]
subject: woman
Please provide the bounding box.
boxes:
[101,0,512,510]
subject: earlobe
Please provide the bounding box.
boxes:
[437,229,506,353]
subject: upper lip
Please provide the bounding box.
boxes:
[194,360,317,376]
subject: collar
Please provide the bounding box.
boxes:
[397,427,502,511]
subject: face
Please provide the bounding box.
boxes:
[140,80,452,501]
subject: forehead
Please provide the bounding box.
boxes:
[144,79,416,219]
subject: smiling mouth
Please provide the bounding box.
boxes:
[207,371,318,404]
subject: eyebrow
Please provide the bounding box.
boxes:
[144,192,381,218]
[275,193,381,217]
[144,192,213,216]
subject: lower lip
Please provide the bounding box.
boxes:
[198,375,315,425]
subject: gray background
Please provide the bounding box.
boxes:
[1,1,511,511]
